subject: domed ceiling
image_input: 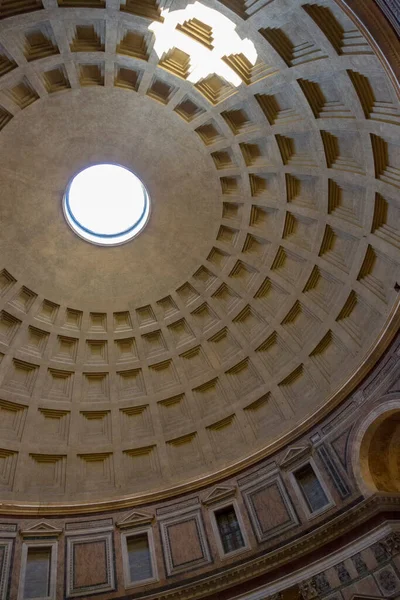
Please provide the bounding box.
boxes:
[0,0,399,505]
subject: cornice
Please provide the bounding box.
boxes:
[150,495,400,600]
[336,0,400,94]
[102,494,400,600]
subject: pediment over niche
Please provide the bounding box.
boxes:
[202,485,236,506]
[20,521,63,538]
[116,510,154,529]
[280,445,311,469]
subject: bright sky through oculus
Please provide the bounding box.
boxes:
[63,164,150,246]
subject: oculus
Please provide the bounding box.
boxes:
[63,164,150,246]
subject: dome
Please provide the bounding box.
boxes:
[0,0,399,598]
[0,0,399,505]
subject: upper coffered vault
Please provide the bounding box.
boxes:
[0,0,399,505]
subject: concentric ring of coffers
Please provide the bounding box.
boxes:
[0,0,399,504]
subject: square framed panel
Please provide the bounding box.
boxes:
[241,474,299,543]
[66,531,115,597]
[159,508,211,576]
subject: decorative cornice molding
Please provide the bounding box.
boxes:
[370,0,400,36]
[142,495,400,600]
[337,0,400,92]
[298,530,400,599]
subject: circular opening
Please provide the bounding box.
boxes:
[63,164,150,246]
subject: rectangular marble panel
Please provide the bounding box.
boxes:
[241,475,299,542]
[73,541,107,588]
[168,519,204,567]
[66,532,115,597]
[159,509,211,576]
[252,482,292,532]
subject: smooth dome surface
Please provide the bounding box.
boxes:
[0,90,220,308]
[64,164,150,245]
[0,0,399,506]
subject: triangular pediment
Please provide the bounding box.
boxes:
[280,445,311,468]
[116,510,154,529]
[20,521,63,538]
[202,485,236,505]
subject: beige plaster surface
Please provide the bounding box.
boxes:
[0,89,221,309]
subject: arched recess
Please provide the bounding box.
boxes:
[353,400,400,495]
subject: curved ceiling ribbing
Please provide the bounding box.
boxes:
[0,0,399,504]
